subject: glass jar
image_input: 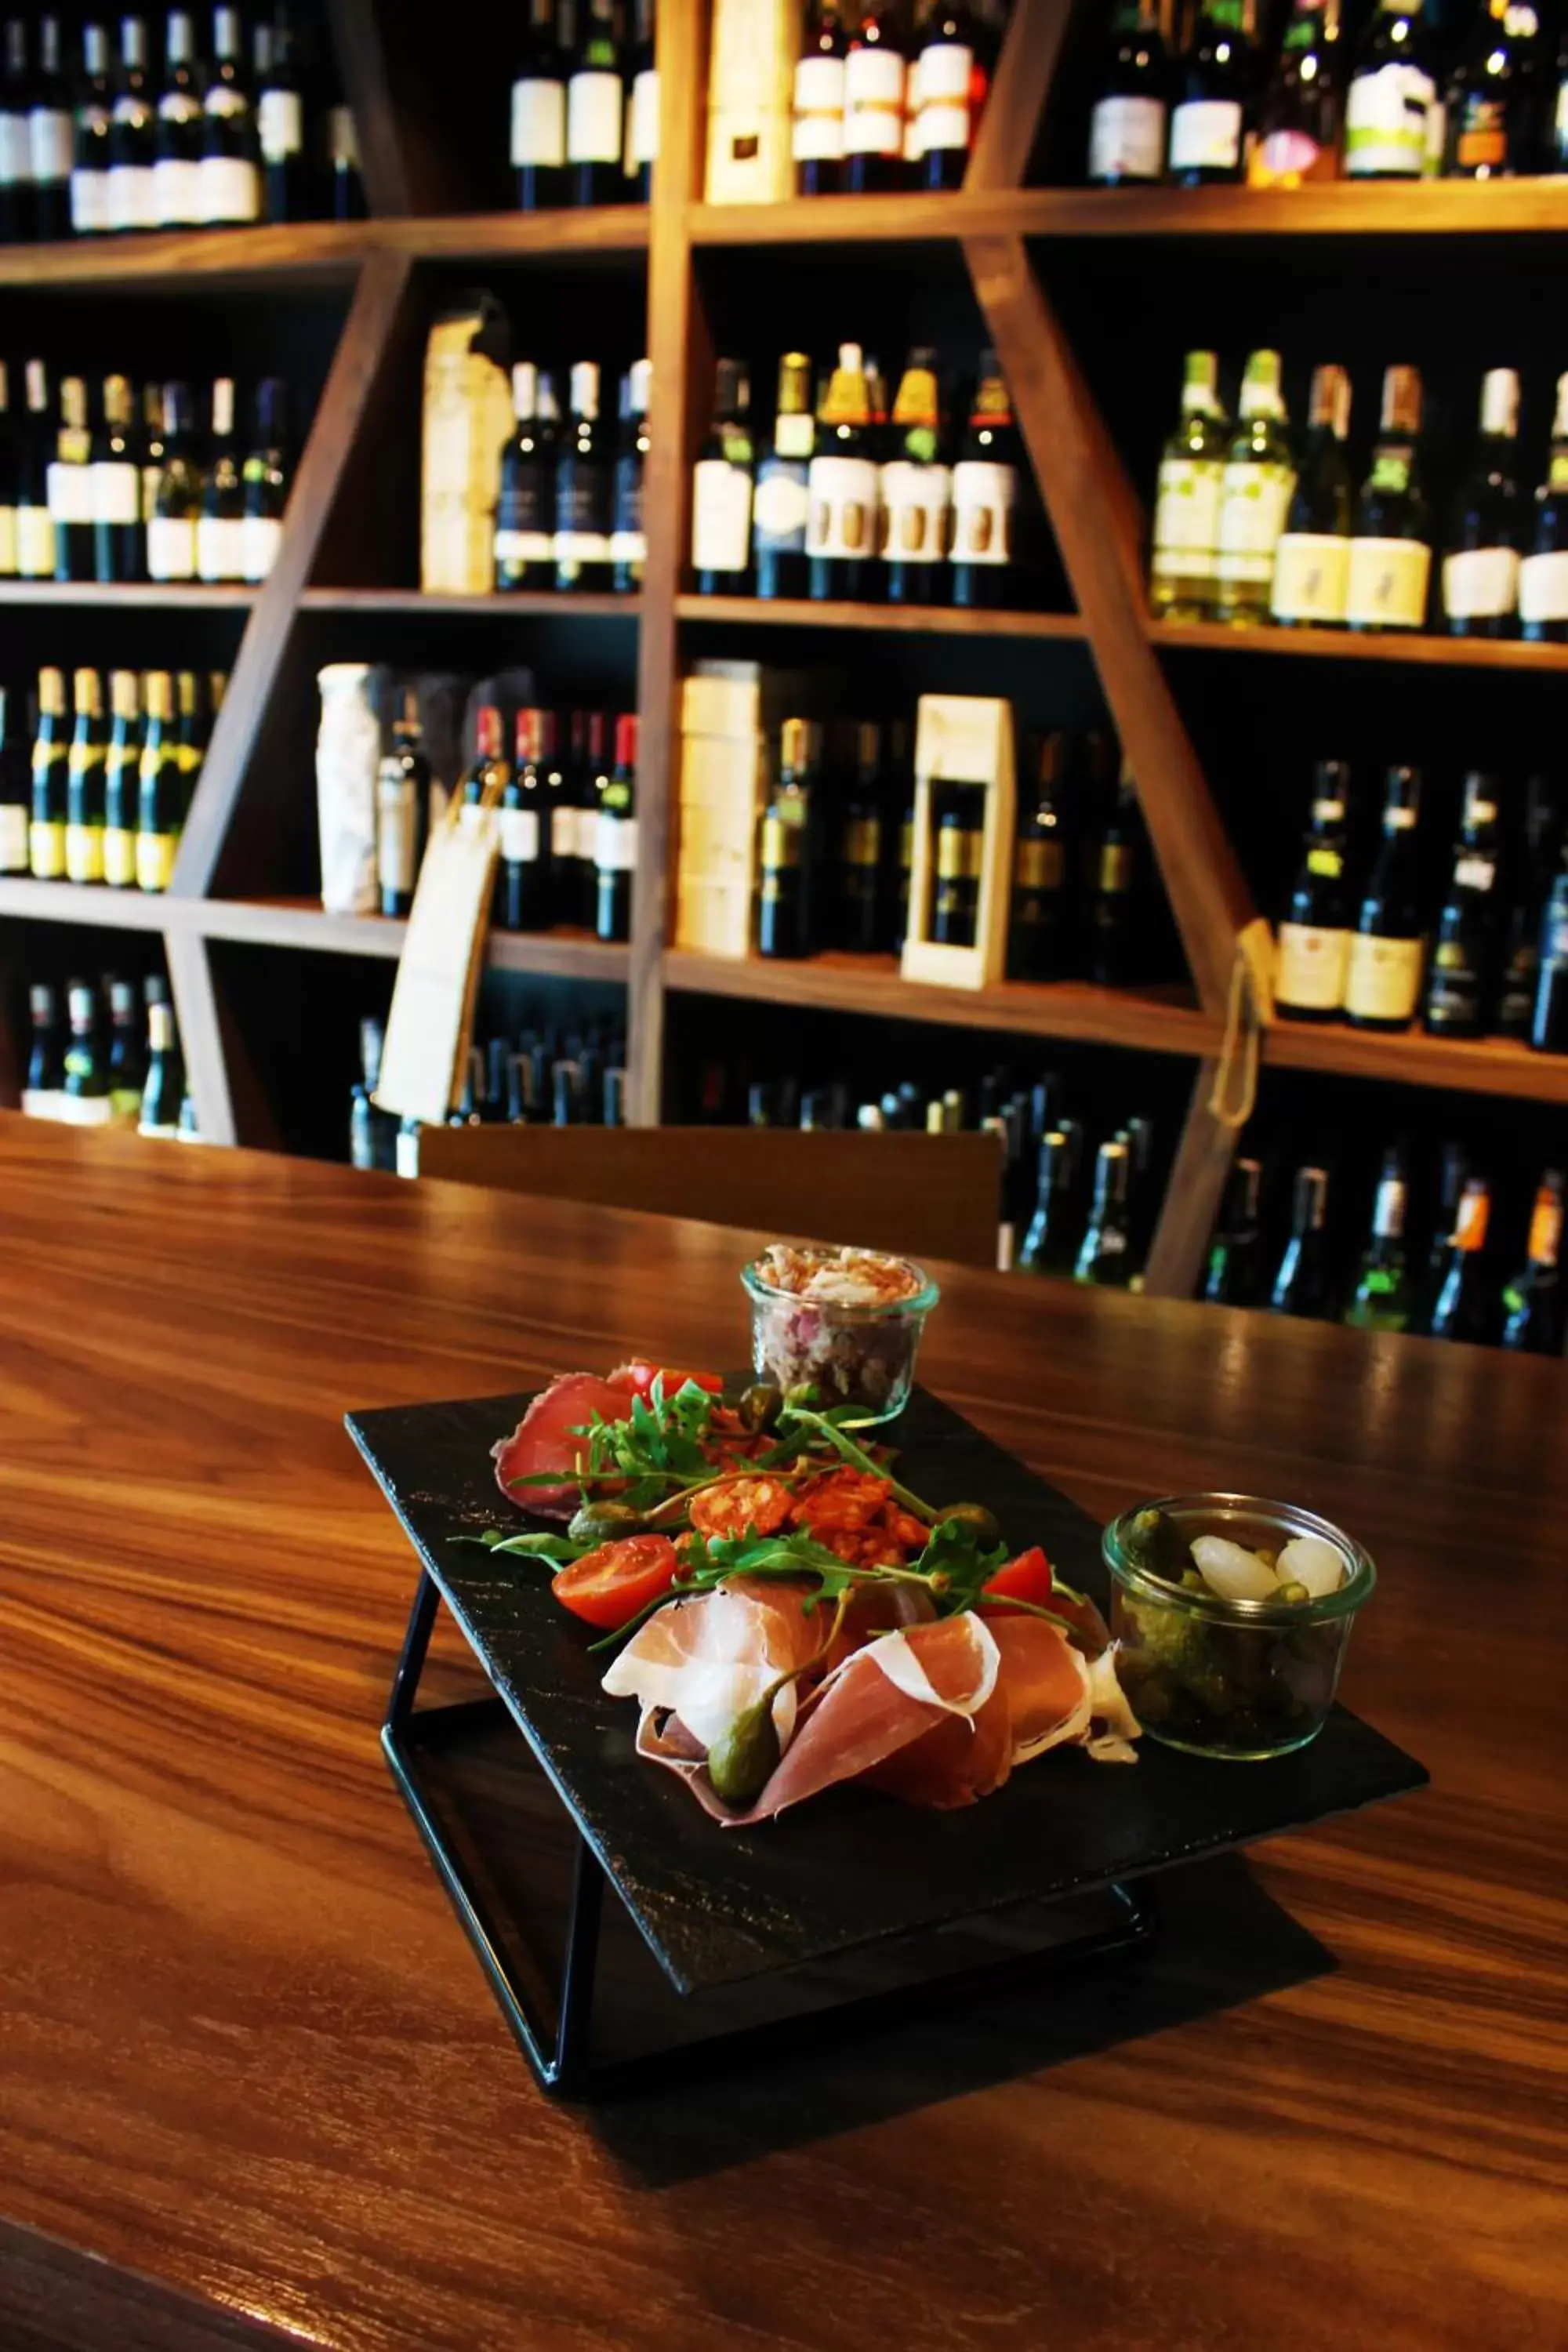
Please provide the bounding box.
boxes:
[740,1248,940,1423]
[1102,1493,1376,1761]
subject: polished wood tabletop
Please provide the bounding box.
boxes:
[2,1119,1564,2352]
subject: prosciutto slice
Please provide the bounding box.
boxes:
[602,1577,826,1751]
[490,1374,636,1517]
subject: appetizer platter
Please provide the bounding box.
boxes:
[348,1245,1426,2095]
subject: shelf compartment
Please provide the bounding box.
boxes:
[201,897,630,982]
[676,595,1085,640]
[1151,619,1568,673]
[1263,1020,1568,1103]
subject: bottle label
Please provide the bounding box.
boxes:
[595,811,637,872]
[30,109,74,183]
[241,513,284,581]
[1519,550,1568,624]
[196,515,246,582]
[1167,98,1243,172]
[1249,126,1328,187]
[753,459,811,554]
[136,830,178,891]
[0,503,13,573]
[879,458,950,563]
[1345,536,1431,629]
[1089,94,1164,183]
[1271,532,1351,624]
[512,77,567,168]
[1443,546,1520,622]
[147,515,198,580]
[16,506,56,575]
[1215,459,1294,584]
[1345,63,1433,178]
[1453,853,1496,893]
[0,800,26,870]
[90,459,142,525]
[554,464,612,562]
[499,806,541,865]
[1454,99,1507,173]
[630,67,659,165]
[1529,1197,1562,1269]
[915,41,972,152]
[70,165,111,234]
[1098,842,1133,894]
[66,823,105,884]
[152,155,202,225]
[1276,920,1348,1011]
[198,154,261,223]
[29,819,67,879]
[843,47,905,158]
[108,160,158,232]
[793,55,846,161]
[258,88,304,163]
[549,805,575,861]
[377,778,416,893]
[807,453,880,561]
[1152,457,1223,571]
[842,815,880,867]
[1016,838,1065,890]
[0,112,27,187]
[692,456,753,572]
[1345,931,1424,1021]
[103,825,136,887]
[45,463,94,526]
[949,459,1015,566]
[567,71,622,165]
[495,523,554,564]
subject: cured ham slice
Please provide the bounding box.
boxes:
[601,1577,825,1751]
[491,1374,636,1517]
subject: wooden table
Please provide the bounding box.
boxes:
[2,1120,1564,2352]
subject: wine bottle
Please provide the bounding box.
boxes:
[806,343,878,602]
[62,981,108,1104]
[911,1,975,191]
[198,4,260,226]
[610,357,650,592]
[1345,764,1425,1031]
[1547,20,1568,173]
[154,8,204,228]
[327,97,363,220]
[1203,1155,1265,1305]
[565,0,623,206]
[1519,369,1568,644]
[1269,1164,1334,1319]
[1120,1112,1157,1286]
[107,975,147,1116]
[139,998,183,1136]
[1443,368,1520,638]
[1497,772,1557,1038]
[1423,770,1501,1037]
[28,12,73,241]
[89,374,143,583]
[1530,849,1568,1054]
[28,665,67,879]
[196,376,244,580]
[47,376,93,582]
[842,0,907,195]
[0,684,27,874]
[27,981,66,1094]
[102,668,140,886]
[108,14,158,231]
[757,717,820,959]
[880,347,949,606]
[495,361,555,592]
[1345,0,1436,180]
[593,713,637,942]
[0,18,29,244]
[691,356,754,595]
[71,18,114,234]
[545,711,579,924]
[511,0,567,210]
[1501,1169,1564,1355]
[554,360,612,590]
[1087,3,1167,188]
[1150,351,1229,622]
[1074,1140,1133,1287]
[792,0,848,196]
[499,706,551,931]
[753,352,814,601]
[1168,0,1251,187]
[1250,0,1342,186]
[1270,362,1353,627]
[16,359,55,578]
[461,703,508,813]
[1343,1149,1413,1330]
[623,0,656,199]
[949,350,1020,609]
[835,720,884,953]
[1445,0,1524,180]
[241,376,288,581]
[257,1,305,221]
[350,1018,387,1169]
[1090,762,1140,986]
[374,688,430,919]
[1215,350,1296,626]
[0,362,14,576]
[1346,365,1432,633]
[1017,1130,1077,1276]
[64,667,107,884]
[136,668,182,891]
[1008,731,1069,982]
[147,380,201,579]
[577,712,611,926]
[1275,759,1352,1022]
[1426,1175,1494,1343]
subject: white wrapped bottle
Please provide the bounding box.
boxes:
[316,665,380,915]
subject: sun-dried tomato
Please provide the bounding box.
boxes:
[790,1466,891,1534]
[688,1475,795,1540]
[885,1508,930,1552]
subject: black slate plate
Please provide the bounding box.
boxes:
[348,1385,1428,1998]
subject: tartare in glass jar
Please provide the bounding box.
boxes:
[1102,1494,1376,1761]
[741,1244,939,1423]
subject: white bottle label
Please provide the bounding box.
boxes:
[949,459,1015,565]
[608,524,645,565]
[494,523,554,564]
[30,110,74,182]
[879,458,950,564]
[499,806,540,864]
[1345,932,1424,1022]
[377,779,416,893]
[595,811,637,872]
[0,504,14,573]
[1215,460,1295,585]
[197,514,246,580]
[916,41,971,152]
[1442,545,1519,622]
[793,54,846,161]
[0,803,27,869]
[567,71,623,165]
[1345,536,1432,628]
[511,77,566,168]
[16,506,56,575]
[70,167,111,234]
[554,524,611,564]
[1152,456,1223,575]
[147,514,198,580]
[1519,549,1568,624]
[1345,63,1434,178]
[0,113,27,186]
[1168,98,1243,172]
[241,513,284,581]
[153,155,202,225]
[630,67,658,165]
[1454,854,1496,893]
[258,88,304,162]
[90,460,141,525]
[806,453,880,561]
[753,462,811,550]
[46,463,94,525]
[108,162,158,231]
[1271,532,1351,624]
[1276,921,1349,1012]
[1090,94,1165,182]
[843,47,905,158]
[550,805,578,860]
[199,154,260,223]
[691,457,754,573]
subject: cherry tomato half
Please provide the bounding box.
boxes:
[608,1360,724,1400]
[553,1535,681,1630]
[979,1546,1054,1612]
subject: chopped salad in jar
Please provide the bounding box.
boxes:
[742,1244,939,1422]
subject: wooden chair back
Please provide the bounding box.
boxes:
[412,1124,1004,1270]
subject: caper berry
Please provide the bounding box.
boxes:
[934,1501,1003,1549]
[568,1500,649,1545]
[706,1693,782,1806]
[738,1381,783,1434]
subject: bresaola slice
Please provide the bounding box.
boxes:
[490,1374,636,1518]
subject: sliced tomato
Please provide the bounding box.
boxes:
[608,1360,724,1399]
[552,1534,681,1630]
[979,1546,1054,1612]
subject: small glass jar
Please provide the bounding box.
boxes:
[740,1248,940,1423]
[1102,1494,1376,1761]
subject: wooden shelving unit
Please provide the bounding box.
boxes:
[5,0,1568,1287]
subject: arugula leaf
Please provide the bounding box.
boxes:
[912,1514,1011,1609]
[454,1530,583,1563]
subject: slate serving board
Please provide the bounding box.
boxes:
[348,1385,1428,1998]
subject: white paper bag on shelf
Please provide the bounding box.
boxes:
[375,788,503,1130]
[315,662,380,914]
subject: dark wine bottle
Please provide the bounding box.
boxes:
[554,360,612,590]
[931,785,983,948]
[1271,364,1353,628]
[1167,0,1250,187]
[1203,1155,1265,1305]
[1443,368,1521,639]
[1519,368,1568,644]
[1530,848,1568,1054]
[90,373,143,583]
[1497,773,1558,1038]
[1445,0,1526,180]
[1346,365,1432,633]
[792,0,848,196]
[499,706,552,931]
[27,980,66,1094]
[1087,3,1167,187]
[28,11,73,241]
[949,351,1020,610]
[0,683,27,873]
[1090,760,1139,987]
[107,13,157,232]
[257,1,307,220]
[1423,769,1501,1038]
[1275,759,1352,1022]
[1017,1129,1078,1276]
[842,0,907,194]
[593,713,637,943]
[1073,1139,1133,1287]
[1008,730,1069,982]
[64,665,106,884]
[835,720,884,953]
[376,688,430,919]
[71,18,114,235]
[1269,1163,1334,1319]
[691,357,754,596]
[806,343,877,603]
[880,347,948,605]
[1501,1169,1565,1355]
[1343,1148,1413,1331]
[757,717,821,959]
[610,357,650,592]
[1427,1176,1496,1344]
[1345,764,1425,1033]
[511,0,566,211]
[495,361,556,592]
[564,0,623,205]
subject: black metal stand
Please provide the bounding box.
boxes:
[383,1569,1159,2096]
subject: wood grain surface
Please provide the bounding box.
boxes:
[1,1119,1564,2352]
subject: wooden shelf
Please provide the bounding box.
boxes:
[1152,617,1568,672]
[676,594,1085,640]
[1264,1019,1568,1103]
[0,580,257,608]
[0,877,198,931]
[662,948,1218,1054]
[299,587,641,618]
[202,897,630,980]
